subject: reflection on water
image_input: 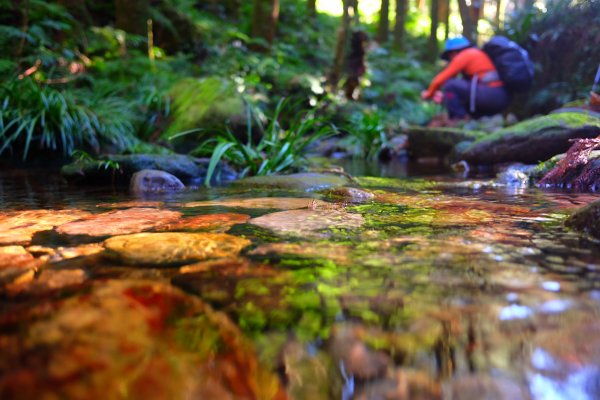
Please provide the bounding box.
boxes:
[2,166,600,399]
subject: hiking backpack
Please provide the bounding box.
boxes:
[483,36,534,92]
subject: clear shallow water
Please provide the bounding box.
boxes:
[1,167,600,399]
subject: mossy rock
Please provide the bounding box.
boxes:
[565,200,600,239]
[234,173,352,192]
[457,112,600,165]
[404,126,486,159]
[163,76,245,140]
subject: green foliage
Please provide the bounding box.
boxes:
[178,99,337,186]
[343,110,388,160]
[0,78,137,160]
[500,0,600,114]
[71,149,120,171]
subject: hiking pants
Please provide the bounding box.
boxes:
[442,78,511,119]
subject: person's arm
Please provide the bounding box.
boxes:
[423,51,470,98]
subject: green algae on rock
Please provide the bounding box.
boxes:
[104,232,251,266]
[458,112,600,165]
[565,199,600,239]
[249,209,365,238]
[56,208,182,240]
[234,173,352,192]
[0,280,285,400]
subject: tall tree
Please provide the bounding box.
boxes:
[377,0,390,43]
[428,0,440,61]
[251,0,280,50]
[329,0,352,91]
[441,0,450,40]
[307,0,317,19]
[349,0,360,24]
[393,0,407,50]
[115,0,149,35]
[457,0,483,41]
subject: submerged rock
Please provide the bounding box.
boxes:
[161,213,250,232]
[457,112,600,165]
[235,173,352,192]
[185,197,329,210]
[320,187,375,203]
[56,208,182,240]
[249,209,365,238]
[0,209,92,245]
[104,232,251,266]
[130,169,185,193]
[0,280,285,399]
[5,268,87,297]
[565,199,600,239]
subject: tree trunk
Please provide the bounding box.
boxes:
[349,0,360,24]
[251,0,280,50]
[329,0,352,91]
[457,0,474,41]
[58,0,93,26]
[115,0,149,35]
[377,0,390,44]
[393,0,407,50]
[495,0,504,29]
[428,0,440,61]
[307,0,317,18]
[441,0,450,40]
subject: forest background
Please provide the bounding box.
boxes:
[0,0,598,178]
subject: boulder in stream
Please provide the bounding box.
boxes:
[457,112,600,165]
[565,199,600,239]
[130,169,185,193]
[404,126,486,160]
[61,154,237,186]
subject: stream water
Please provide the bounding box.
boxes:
[1,165,600,399]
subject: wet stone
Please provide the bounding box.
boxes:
[5,268,87,297]
[445,374,528,400]
[249,209,364,238]
[320,187,375,203]
[0,246,36,269]
[161,213,250,232]
[0,209,92,245]
[0,280,285,399]
[104,232,251,266]
[185,197,328,210]
[56,208,182,240]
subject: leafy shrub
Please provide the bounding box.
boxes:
[176,99,337,186]
[0,78,137,159]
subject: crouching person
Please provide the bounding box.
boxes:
[421,36,511,122]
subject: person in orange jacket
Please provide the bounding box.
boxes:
[421,36,511,121]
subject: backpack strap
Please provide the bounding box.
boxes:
[470,75,478,114]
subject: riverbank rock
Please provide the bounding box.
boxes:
[130,169,185,193]
[234,173,352,192]
[404,126,486,160]
[56,208,182,240]
[104,232,251,266]
[565,199,600,239]
[164,76,246,141]
[61,154,237,186]
[457,112,600,165]
[0,280,285,399]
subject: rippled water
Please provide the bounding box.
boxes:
[2,166,600,399]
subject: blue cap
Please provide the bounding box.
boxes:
[441,36,472,60]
